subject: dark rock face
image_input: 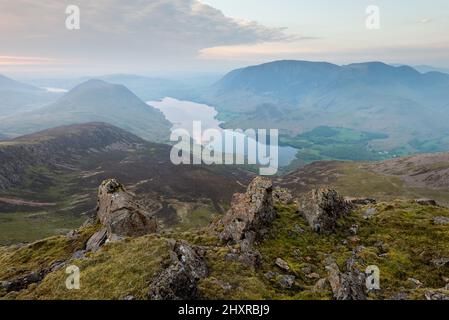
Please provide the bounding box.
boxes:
[299,188,352,233]
[220,177,276,245]
[85,228,108,252]
[96,179,158,238]
[148,240,208,300]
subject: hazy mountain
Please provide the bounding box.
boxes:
[0,74,60,117]
[412,65,449,75]
[203,60,449,152]
[0,79,172,142]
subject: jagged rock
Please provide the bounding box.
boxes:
[407,278,423,288]
[219,177,276,245]
[325,253,367,300]
[345,197,376,205]
[85,228,108,252]
[275,258,290,272]
[148,240,208,300]
[97,179,158,238]
[433,216,449,225]
[273,187,294,205]
[238,250,262,268]
[299,188,352,233]
[415,198,438,206]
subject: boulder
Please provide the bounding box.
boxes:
[219,177,276,245]
[148,240,208,300]
[275,258,290,272]
[299,188,352,233]
[85,228,108,252]
[415,198,438,206]
[96,179,158,238]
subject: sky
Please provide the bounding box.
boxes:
[0,0,448,76]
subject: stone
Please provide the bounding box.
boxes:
[431,257,449,268]
[96,179,158,238]
[313,278,331,292]
[349,224,359,235]
[264,271,279,280]
[298,188,352,233]
[278,275,296,289]
[325,255,367,300]
[408,278,423,288]
[219,177,276,245]
[275,258,290,272]
[415,199,438,206]
[148,240,208,300]
[345,197,376,205]
[363,208,377,220]
[433,216,449,225]
[425,290,449,300]
[85,228,108,252]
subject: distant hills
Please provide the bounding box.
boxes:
[203,60,449,153]
[0,79,172,142]
[0,74,60,117]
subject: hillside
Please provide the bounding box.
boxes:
[202,60,449,155]
[0,74,59,118]
[0,123,252,244]
[1,176,448,300]
[0,80,172,142]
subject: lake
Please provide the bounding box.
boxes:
[147,97,299,167]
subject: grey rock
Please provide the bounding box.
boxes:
[415,198,438,206]
[345,197,376,205]
[148,240,208,300]
[278,275,296,289]
[275,258,290,272]
[363,208,377,219]
[433,216,449,225]
[431,257,449,268]
[299,188,352,233]
[219,177,276,245]
[85,228,108,252]
[273,187,294,205]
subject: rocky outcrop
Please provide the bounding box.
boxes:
[299,188,352,233]
[325,256,367,300]
[217,177,276,268]
[148,240,208,300]
[86,179,157,251]
[96,179,157,237]
[219,177,276,245]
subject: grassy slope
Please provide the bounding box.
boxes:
[2,200,449,300]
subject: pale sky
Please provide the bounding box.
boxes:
[1,0,448,76]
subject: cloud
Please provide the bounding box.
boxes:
[0,0,291,70]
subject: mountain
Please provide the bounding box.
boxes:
[0,74,60,118]
[412,65,449,75]
[0,79,172,142]
[203,60,449,154]
[0,122,251,244]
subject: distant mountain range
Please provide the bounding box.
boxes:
[202,60,449,153]
[0,74,60,117]
[0,79,172,142]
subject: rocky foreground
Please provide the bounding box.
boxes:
[1,176,449,300]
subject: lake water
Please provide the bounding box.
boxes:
[147,97,299,167]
